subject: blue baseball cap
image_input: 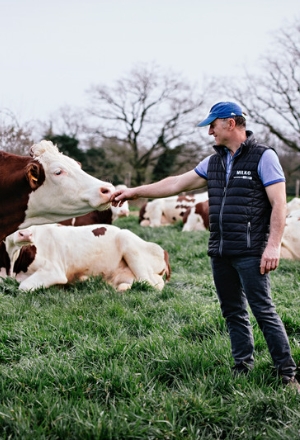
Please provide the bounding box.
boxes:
[197,102,244,127]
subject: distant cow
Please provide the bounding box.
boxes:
[139,192,208,227]
[112,185,130,221]
[0,140,114,242]
[280,216,300,260]
[286,197,300,216]
[182,200,209,232]
[4,224,171,292]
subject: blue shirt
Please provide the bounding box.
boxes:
[194,148,285,187]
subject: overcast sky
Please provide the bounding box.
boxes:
[0,0,299,123]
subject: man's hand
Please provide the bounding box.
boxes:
[110,188,136,207]
[260,244,281,274]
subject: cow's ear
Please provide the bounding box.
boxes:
[25,162,45,190]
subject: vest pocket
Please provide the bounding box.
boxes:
[247,222,251,248]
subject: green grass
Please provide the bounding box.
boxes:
[0,216,300,439]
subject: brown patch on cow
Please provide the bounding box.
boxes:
[13,245,37,274]
[0,241,11,275]
[60,209,113,226]
[182,200,209,229]
[161,250,171,281]
[194,200,209,228]
[92,227,107,236]
[139,203,147,223]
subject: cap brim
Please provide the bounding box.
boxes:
[197,113,217,127]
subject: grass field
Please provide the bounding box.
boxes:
[0,215,300,439]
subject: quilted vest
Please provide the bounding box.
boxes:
[207,133,272,257]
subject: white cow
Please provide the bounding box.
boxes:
[280,216,300,260]
[139,192,208,227]
[5,224,171,292]
[286,198,300,216]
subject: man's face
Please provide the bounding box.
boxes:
[208,118,232,145]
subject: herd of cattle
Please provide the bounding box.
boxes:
[0,139,299,292]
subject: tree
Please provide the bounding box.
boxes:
[86,63,212,186]
[43,132,86,163]
[221,19,300,154]
[0,109,35,155]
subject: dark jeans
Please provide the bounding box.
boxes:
[211,255,296,377]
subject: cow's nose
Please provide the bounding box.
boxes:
[100,187,112,195]
[99,185,115,199]
[19,230,33,241]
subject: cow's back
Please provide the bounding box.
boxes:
[281,216,300,260]
[60,209,113,226]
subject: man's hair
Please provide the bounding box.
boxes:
[232,115,246,127]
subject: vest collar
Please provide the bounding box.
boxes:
[213,130,256,157]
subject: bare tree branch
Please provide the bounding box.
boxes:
[85,63,211,185]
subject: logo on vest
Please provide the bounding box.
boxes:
[234,170,252,180]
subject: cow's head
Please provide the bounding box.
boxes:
[20,140,115,228]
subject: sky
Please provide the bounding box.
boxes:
[0,0,299,123]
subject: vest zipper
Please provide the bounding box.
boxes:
[247,221,251,248]
[218,157,228,256]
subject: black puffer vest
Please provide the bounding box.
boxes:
[207,132,272,257]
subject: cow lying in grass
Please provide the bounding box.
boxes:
[139,192,208,227]
[4,224,171,292]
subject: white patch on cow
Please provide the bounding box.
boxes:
[0,268,7,280]
[182,206,206,231]
[286,198,300,216]
[287,208,300,219]
[280,215,300,260]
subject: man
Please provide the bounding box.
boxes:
[111,101,299,391]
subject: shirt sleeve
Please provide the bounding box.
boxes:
[258,149,286,187]
[194,155,212,180]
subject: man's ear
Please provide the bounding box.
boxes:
[228,118,236,130]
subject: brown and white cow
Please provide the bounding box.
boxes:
[0,140,115,242]
[139,192,208,227]
[182,200,209,232]
[280,215,300,260]
[4,224,171,292]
